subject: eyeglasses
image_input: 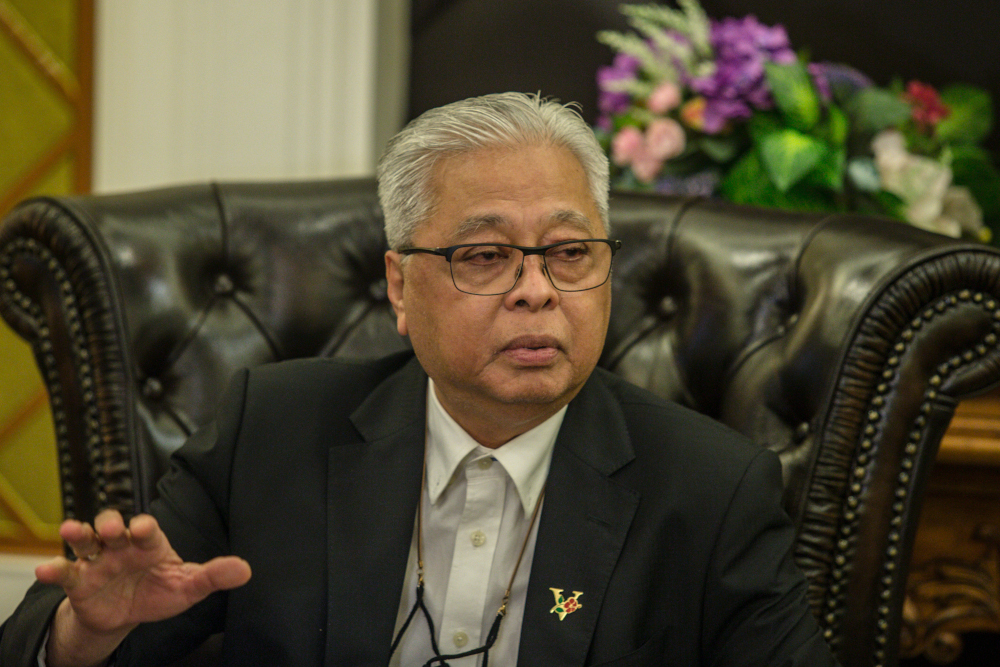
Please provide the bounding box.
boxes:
[398,239,622,296]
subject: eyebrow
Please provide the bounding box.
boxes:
[452,214,508,241]
[549,210,596,235]
[451,209,596,242]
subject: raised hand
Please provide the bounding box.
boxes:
[34,510,251,667]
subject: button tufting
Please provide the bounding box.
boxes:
[369,278,388,301]
[658,296,677,318]
[142,377,164,399]
[214,273,235,295]
[793,422,810,443]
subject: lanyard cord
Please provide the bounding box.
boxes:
[390,451,546,666]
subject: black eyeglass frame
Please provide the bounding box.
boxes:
[398,238,623,296]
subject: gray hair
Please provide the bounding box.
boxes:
[376,92,610,250]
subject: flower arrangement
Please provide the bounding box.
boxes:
[595,1,1000,242]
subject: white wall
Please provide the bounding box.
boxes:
[0,554,50,620]
[92,0,409,193]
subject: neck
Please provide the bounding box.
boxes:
[431,385,573,449]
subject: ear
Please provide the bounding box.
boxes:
[385,251,408,336]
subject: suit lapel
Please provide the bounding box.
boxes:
[325,358,427,666]
[518,372,640,666]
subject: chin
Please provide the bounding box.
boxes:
[489,373,579,407]
[496,389,565,406]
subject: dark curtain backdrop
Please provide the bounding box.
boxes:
[409,0,1000,156]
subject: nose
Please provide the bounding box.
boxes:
[504,254,559,310]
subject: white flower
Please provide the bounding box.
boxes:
[871,129,962,237]
[940,186,984,238]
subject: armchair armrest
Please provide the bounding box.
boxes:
[602,193,1000,666]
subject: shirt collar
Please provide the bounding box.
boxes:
[425,378,565,514]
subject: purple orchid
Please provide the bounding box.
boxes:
[686,15,796,133]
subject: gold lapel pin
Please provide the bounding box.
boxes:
[549,588,583,620]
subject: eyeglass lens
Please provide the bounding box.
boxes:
[450,240,613,295]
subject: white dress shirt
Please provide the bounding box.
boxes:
[389,379,564,667]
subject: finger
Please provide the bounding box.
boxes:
[35,556,80,589]
[60,519,102,561]
[94,510,130,551]
[200,556,252,592]
[171,557,251,607]
[127,514,166,551]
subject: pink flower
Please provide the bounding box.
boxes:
[612,120,686,184]
[611,126,644,166]
[647,82,682,114]
[645,118,686,161]
[630,149,664,183]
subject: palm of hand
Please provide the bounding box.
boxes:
[37,511,251,635]
[66,545,221,632]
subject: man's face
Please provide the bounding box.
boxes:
[385,144,612,440]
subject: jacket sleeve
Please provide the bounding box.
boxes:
[113,369,254,665]
[0,582,65,667]
[702,449,841,667]
[0,369,252,667]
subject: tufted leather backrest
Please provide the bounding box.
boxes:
[4,178,1000,667]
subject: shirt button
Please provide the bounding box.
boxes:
[471,530,487,547]
[477,457,493,470]
[453,630,469,648]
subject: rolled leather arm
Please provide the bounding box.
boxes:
[0,197,137,522]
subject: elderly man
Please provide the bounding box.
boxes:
[2,93,838,666]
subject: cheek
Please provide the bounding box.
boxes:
[569,292,612,350]
[404,284,496,363]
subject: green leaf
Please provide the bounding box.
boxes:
[719,151,772,203]
[748,112,784,145]
[846,88,911,134]
[819,105,849,147]
[758,129,827,192]
[937,85,993,145]
[612,112,645,132]
[903,128,941,157]
[764,61,821,131]
[718,150,836,212]
[806,146,846,192]
[951,149,1000,221]
[874,191,907,220]
[697,135,742,163]
[949,144,992,162]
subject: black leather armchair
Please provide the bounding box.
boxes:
[3,178,1000,667]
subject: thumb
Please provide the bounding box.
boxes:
[201,556,252,592]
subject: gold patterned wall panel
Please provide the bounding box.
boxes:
[0,0,92,552]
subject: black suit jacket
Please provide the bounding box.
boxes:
[1,353,838,666]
